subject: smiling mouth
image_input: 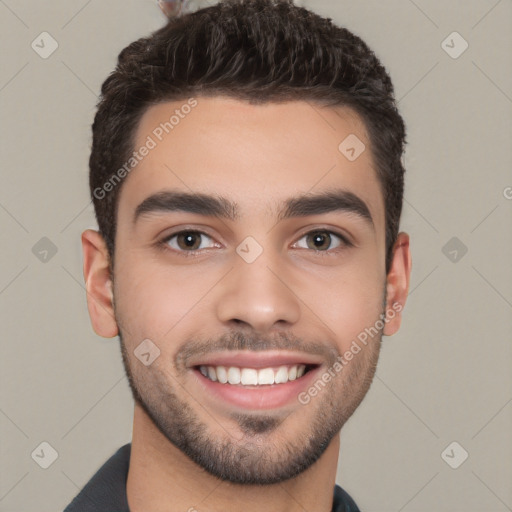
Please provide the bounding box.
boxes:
[195,364,318,386]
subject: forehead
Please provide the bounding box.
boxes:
[117,96,384,230]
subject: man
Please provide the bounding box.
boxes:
[65,0,411,510]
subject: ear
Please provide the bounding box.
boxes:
[81,229,119,338]
[383,232,412,336]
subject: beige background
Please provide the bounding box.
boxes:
[1,1,511,511]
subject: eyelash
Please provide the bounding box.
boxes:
[157,229,353,258]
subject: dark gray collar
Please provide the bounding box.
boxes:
[64,443,360,511]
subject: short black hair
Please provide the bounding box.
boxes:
[89,0,406,274]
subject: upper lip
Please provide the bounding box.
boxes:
[188,350,323,369]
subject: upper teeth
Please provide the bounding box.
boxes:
[199,365,307,385]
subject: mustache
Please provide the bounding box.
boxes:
[175,330,341,370]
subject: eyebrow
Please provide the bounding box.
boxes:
[133,188,374,228]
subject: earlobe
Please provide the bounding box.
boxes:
[81,229,119,338]
[383,232,412,336]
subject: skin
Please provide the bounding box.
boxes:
[82,97,411,512]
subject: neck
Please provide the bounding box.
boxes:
[126,405,340,512]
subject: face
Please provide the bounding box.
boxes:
[85,96,409,485]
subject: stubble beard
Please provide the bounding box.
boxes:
[116,324,383,485]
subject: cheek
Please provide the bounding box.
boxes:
[306,262,384,351]
[321,288,383,352]
[114,255,222,345]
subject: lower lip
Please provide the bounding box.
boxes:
[193,367,321,410]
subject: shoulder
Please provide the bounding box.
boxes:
[63,443,131,512]
[332,483,361,512]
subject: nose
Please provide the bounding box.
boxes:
[215,251,301,333]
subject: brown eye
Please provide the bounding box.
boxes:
[176,232,201,250]
[163,231,216,252]
[310,232,333,250]
[295,230,349,252]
